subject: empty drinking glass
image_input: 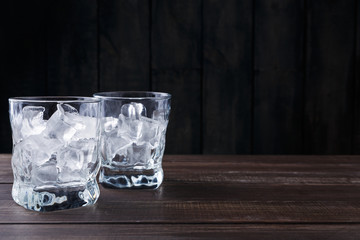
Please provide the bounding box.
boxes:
[9,97,101,211]
[94,91,171,189]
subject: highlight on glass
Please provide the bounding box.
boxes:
[94,91,171,189]
[9,96,101,212]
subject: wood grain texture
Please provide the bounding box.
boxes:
[151,0,201,69]
[1,224,360,240]
[304,0,356,154]
[253,0,304,154]
[203,0,253,154]
[0,1,47,153]
[353,0,360,154]
[99,0,150,91]
[2,154,360,184]
[1,1,360,155]
[2,184,360,223]
[46,0,98,96]
[2,155,360,224]
[151,0,202,153]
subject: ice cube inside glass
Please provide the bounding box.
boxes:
[94,91,171,189]
[9,97,101,212]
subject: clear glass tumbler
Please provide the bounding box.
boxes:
[94,91,171,189]
[9,97,101,211]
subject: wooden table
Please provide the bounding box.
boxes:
[1,154,360,239]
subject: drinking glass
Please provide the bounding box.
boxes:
[9,97,101,211]
[94,91,171,189]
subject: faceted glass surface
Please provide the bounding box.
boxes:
[9,97,101,212]
[94,92,171,189]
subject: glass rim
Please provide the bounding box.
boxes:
[93,91,171,100]
[8,96,101,103]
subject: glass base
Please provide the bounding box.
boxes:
[99,167,163,189]
[12,179,100,212]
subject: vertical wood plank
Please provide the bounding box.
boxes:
[0,1,46,153]
[151,0,202,154]
[304,0,356,154]
[253,0,304,154]
[46,0,98,96]
[203,0,253,153]
[353,0,360,153]
[99,0,150,91]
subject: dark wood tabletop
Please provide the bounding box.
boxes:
[1,154,360,239]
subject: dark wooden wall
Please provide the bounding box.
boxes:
[1,0,359,154]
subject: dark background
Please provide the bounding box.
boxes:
[0,0,359,154]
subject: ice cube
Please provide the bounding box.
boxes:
[68,139,97,166]
[60,104,97,140]
[128,142,152,167]
[140,116,159,135]
[117,103,148,141]
[106,135,132,161]
[57,146,85,171]
[137,116,167,148]
[73,116,97,140]
[11,143,33,181]
[152,109,169,123]
[26,135,63,157]
[58,166,85,183]
[32,151,54,169]
[103,117,118,133]
[57,139,97,183]
[110,153,129,167]
[44,105,75,142]
[79,103,97,117]
[61,105,86,133]
[121,102,147,120]
[61,104,78,114]
[21,106,47,138]
[44,104,86,143]
[11,112,24,143]
[118,114,143,140]
[11,144,22,169]
[32,161,58,185]
[14,135,62,169]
